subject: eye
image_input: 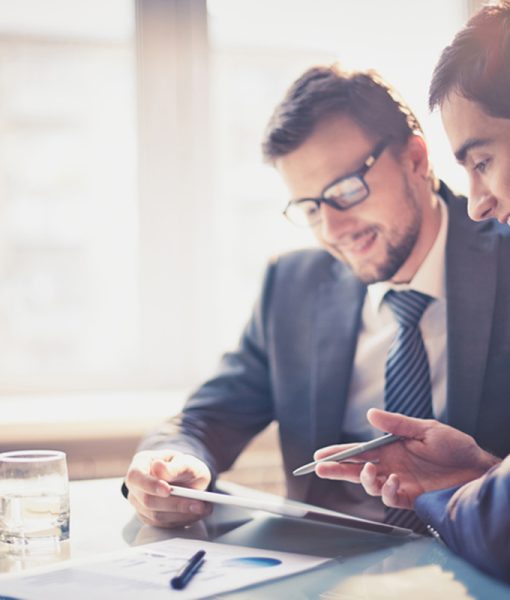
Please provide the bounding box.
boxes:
[303,202,319,216]
[473,157,491,174]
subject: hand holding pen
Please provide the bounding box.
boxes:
[310,408,500,509]
[293,432,399,476]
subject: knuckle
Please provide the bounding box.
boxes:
[176,499,192,513]
[141,492,159,509]
[359,471,370,486]
[141,492,155,509]
[143,509,159,523]
[139,515,153,526]
[125,468,137,485]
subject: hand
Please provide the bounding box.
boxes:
[125,450,213,527]
[314,408,500,509]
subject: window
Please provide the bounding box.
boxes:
[0,0,471,400]
[0,0,139,391]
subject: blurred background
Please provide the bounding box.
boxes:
[0,0,489,487]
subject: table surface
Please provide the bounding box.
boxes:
[0,477,509,599]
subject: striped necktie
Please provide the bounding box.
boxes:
[384,290,434,418]
[383,289,434,533]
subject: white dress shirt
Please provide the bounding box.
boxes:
[342,197,448,440]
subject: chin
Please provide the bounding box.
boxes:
[348,263,384,284]
[351,258,405,285]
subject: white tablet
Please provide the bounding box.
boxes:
[169,485,414,537]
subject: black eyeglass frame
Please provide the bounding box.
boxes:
[283,137,391,227]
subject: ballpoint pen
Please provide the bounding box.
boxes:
[293,432,401,476]
[170,549,206,590]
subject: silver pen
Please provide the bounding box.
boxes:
[293,432,401,476]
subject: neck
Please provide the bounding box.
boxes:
[391,192,441,284]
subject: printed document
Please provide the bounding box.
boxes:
[0,537,329,599]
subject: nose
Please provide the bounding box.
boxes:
[468,177,497,222]
[318,202,348,242]
[467,194,497,222]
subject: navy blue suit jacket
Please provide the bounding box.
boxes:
[141,184,510,515]
[415,456,510,582]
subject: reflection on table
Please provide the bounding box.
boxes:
[0,477,509,599]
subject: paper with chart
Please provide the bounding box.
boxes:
[0,537,329,599]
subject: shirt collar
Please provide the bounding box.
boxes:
[368,195,448,313]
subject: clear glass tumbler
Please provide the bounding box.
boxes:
[0,450,70,548]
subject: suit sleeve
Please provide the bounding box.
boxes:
[137,259,278,483]
[415,455,510,582]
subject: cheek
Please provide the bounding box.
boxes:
[311,226,335,256]
[501,171,510,201]
[492,168,510,209]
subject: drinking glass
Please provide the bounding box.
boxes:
[0,450,70,549]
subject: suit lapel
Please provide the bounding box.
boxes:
[444,191,499,434]
[311,263,366,451]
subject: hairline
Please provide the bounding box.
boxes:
[267,110,411,165]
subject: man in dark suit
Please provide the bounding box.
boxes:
[314,2,510,581]
[124,64,510,531]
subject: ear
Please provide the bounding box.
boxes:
[404,134,429,179]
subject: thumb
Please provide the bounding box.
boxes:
[367,408,430,440]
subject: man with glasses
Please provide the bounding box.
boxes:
[124,65,510,532]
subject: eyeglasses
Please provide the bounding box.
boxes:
[283,138,390,228]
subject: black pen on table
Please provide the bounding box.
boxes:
[170,549,206,590]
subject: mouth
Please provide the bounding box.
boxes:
[335,227,378,256]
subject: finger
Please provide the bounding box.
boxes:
[151,457,192,483]
[126,461,172,498]
[359,462,387,496]
[125,449,187,497]
[381,474,413,510]
[128,488,195,514]
[380,473,403,508]
[367,408,433,440]
[314,443,358,461]
[130,449,181,474]
[150,456,208,488]
[315,461,364,483]
[129,491,212,528]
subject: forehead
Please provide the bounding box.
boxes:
[275,115,375,198]
[440,93,500,158]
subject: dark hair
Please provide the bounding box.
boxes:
[261,64,423,163]
[429,1,510,118]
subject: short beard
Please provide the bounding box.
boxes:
[348,177,422,284]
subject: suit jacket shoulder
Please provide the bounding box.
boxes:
[415,456,510,582]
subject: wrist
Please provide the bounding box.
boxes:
[450,450,501,488]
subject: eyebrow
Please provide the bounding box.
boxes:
[455,137,492,164]
[319,139,388,196]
